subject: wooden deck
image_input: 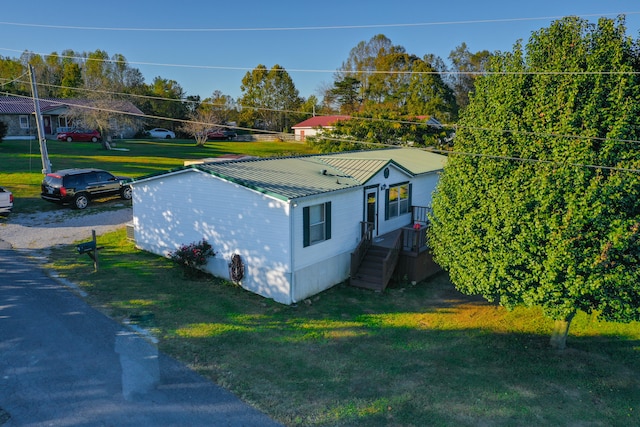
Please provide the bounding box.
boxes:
[350,226,440,290]
[371,229,403,249]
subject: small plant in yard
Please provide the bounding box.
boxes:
[169,239,216,278]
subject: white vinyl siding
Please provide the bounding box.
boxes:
[131,170,292,303]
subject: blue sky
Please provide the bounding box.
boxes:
[1,1,639,101]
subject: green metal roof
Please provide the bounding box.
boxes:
[196,156,361,200]
[318,148,447,179]
[139,147,447,202]
[315,158,390,184]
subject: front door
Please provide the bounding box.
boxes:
[43,116,52,135]
[366,188,378,235]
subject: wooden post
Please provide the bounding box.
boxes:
[92,229,99,272]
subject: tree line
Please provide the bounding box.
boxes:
[0,38,488,143]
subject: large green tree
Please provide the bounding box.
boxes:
[429,16,640,350]
[328,76,362,114]
[448,43,491,111]
[319,35,456,150]
[0,55,26,95]
[333,34,456,119]
[239,64,301,132]
[144,76,188,129]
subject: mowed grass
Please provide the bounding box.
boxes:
[0,137,316,213]
[2,137,639,426]
[47,231,640,427]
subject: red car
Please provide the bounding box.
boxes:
[206,130,237,140]
[57,129,101,142]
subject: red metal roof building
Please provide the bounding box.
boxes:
[291,115,350,141]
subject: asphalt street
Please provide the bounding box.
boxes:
[0,249,282,426]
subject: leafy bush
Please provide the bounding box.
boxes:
[169,239,216,277]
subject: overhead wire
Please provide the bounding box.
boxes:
[0,12,639,32]
[0,71,29,87]
[2,12,640,172]
[5,87,639,174]
[4,75,640,149]
[2,47,640,76]
[314,135,640,174]
[5,81,638,173]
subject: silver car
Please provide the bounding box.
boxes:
[146,128,176,139]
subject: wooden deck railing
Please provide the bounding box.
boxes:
[381,229,403,287]
[403,205,431,254]
[411,205,432,226]
[402,225,428,254]
[350,222,374,277]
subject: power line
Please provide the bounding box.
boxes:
[2,48,640,76]
[0,77,318,118]
[0,71,29,87]
[4,78,640,149]
[0,90,281,135]
[315,136,640,174]
[3,89,639,173]
[0,12,638,32]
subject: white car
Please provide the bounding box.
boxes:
[0,186,13,213]
[146,128,175,139]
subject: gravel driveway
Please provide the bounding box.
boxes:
[0,205,132,250]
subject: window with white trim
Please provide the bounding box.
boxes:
[385,183,411,219]
[19,115,29,129]
[303,202,332,247]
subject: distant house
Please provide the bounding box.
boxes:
[129,147,447,305]
[0,96,144,140]
[291,115,350,141]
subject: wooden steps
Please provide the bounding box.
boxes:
[350,246,391,291]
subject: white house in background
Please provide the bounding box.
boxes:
[291,115,350,141]
[129,147,447,304]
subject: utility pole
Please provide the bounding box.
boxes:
[29,64,51,174]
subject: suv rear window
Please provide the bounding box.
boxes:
[43,175,63,188]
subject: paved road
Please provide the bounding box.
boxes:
[0,249,282,427]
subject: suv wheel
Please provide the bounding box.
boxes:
[73,193,89,209]
[121,186,132,200]
[91,137,98,143]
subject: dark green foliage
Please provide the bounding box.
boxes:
[308,110,453,153]
[0,120,7,142]
[238,64,302,132]
[328,76,362,114]
[429,17,640,342]
[331,34,457,121]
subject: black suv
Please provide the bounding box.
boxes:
[41,168,132,209]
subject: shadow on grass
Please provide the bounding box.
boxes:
[49,241,640,427]
[134,277,640,426]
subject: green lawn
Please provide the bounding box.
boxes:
[46,230,640,426]
[0,137,316,213]
[2,137,639,426]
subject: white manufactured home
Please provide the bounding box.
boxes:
[129,148,447,304]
